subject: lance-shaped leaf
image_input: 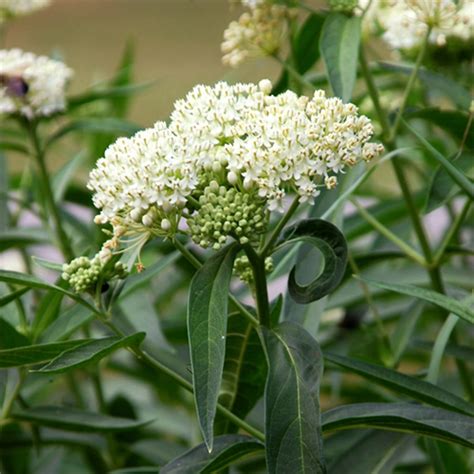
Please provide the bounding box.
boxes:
[293,13,325,74]
[188,243,239,452]
[325,352,474,416]
[0,340,91,368]
[322,403,474,448]
[361,279,474,324]
[278,219,348,304]
[263,321,326,474]
[320,13,361,102]
[161,435,264,474]
[0,319,29,349]
[35,333,145,374]
[12,406,150,432]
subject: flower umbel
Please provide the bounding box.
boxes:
[0,0,50,22]
[0,49,73,118]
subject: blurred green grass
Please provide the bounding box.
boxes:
[4,0,279,125]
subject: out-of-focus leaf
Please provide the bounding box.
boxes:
[0,340,91,368]
[32,256,64,272]
[31,292,63,342]
[294,13,325,74]
[12,406,150,432]
[52,150,87,202]
[41,305,94,342]
[0,319,30,349]
[46,118,141,148]
[403,120,474,199]
[362,279,474,324]
[424,152,474,213]
[161,435,264,474]
[325,352,474,416]
[35,333,145,374]
[0,141,29,155]
[263,321,325,474]
[320,13,361,102]
[322,403,474,448]
[188,243,239,451]
[279,219,348,304]
[0,287,29,309]
[0,229,50,252]
[0,152,7,231]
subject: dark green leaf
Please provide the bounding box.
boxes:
[0,287,29,308]
[0,340,91,368]
[362,279,474,324]
[0,319,30,349]
[31,292,63,341]
[161,435,264,474]
[279,219,348,304]
[217,312,266,434]
[46,118,141,148]
[188,243,239,451]
[0,152,7,232]
[12,406,150,432]
[322,403,474,448]
[263,321,325,473]
[424,152,474,213]
[320,13,361,102]
[35,333,145,374]
[294,13,325,74]
[0,141,29,155]
[325,352,474,416]
[41,305,95,342]
[403,120,474,199]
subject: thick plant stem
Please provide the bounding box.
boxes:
[25,119,74,261]
[173,238,259,327]
[100,318,265,442]
[244,245,271,328]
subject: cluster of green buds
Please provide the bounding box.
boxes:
[62,253,128,294]
[328,0,358,13]
[187,180,268,250]
[234,254,274,284]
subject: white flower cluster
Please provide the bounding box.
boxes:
[88,80,382,245]
[360,0,473,50]
[0,49,73,118]
[222,3,288,67]
[0,0,50,21]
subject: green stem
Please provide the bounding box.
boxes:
[388,27,432,142]
[350,198,427,267]
[272,54,316,92]
[243,245,271,328]
[24,119,74,261]
[261,196,299,257]
[172,238,259,327]
[101,318,265,442]
[1,369,26,420]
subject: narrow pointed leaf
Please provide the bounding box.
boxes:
[320,13,361,102]
[161,435,264,474]
[0,287,29,308]
[322,403,474,448]
[325,352,474,416]
[41,304,95,342]
[0,340,91,368]
[279,219,348,304]
[362,279,474,324]
[0,319,30,349]
[12,406,150,432]
[35,333,145,374]
[293,13,325,74]
[188,243,239,452]
[263,321,326,473]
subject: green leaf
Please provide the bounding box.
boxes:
[361,279,474,324]
[320,13,361,102]
[294,13,325,74]
[403,120,474,200]
[35,333,145,374]
[161,435,264,474]
[279,219,348,304]
[0,229,50,252]
[263,321,325,474]
[31,292,63,341]
[41,305,95,342]
[0,319,30,349]
[0,141,29,155]
[325,352,474,416]
[187,243,239,452]
[0,287,29,308]
[46,118,141,148]
[424,152,474,213]
[0,152,8,232]
[12,406,150,432]
[32,256,64,272]
[322,403,474,448]
[52,150,87,202]
[217,312,266,434]
[0,340,91,368]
